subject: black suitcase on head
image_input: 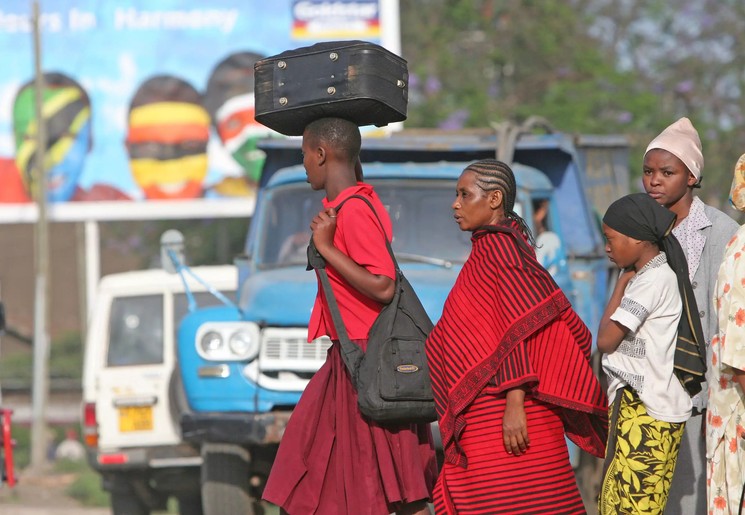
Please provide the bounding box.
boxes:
[254,40,408,136]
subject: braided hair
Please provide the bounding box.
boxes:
[464,158,536,246]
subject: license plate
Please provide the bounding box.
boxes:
[118,406,153,432]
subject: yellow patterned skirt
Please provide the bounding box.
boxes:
[599,387,686,514]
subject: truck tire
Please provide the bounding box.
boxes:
[178,493,205,515]
[111,490,150,515]
[201,443,254,515]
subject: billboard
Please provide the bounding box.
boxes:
[0,0,396,214]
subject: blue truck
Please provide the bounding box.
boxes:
[172,123,630,514]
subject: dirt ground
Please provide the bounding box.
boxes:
[0,468,109,515]
[0,467,282,515]
[0,468,593,515]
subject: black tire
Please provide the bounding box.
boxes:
[201,443,255,515]
[178,493,205,515]
[111,490,150,515]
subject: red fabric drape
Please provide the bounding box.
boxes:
[263,341,437,514]
[426,221,608,468]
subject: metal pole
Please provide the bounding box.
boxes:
[379,0,401,56]
[76,223,87,339]
[30,0,50,470]
[379,0,403,133]
[84,220,100,325]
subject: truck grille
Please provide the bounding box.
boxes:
[258,328,332,372]
[243,328,332,392]
[263,335,331,361]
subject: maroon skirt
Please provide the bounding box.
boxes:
[262,340,437,515]
[435,390,585,514]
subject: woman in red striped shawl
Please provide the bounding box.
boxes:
[426,159,609,514]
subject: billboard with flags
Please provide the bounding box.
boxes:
[0,0,394,211]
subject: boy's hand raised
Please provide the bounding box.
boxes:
[310,208,338,255]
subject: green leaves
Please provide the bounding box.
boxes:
[399,0,745,211]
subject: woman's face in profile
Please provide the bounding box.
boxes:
[452,170,500,231]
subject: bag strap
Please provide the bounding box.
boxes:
[345,194,400,271]
[306,194,398,383]
[311,254,364,379]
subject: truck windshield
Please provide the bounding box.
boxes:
[257,179,473,268]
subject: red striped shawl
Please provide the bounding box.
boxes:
[426,222,608,468]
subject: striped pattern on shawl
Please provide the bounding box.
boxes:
[426,222,608,468]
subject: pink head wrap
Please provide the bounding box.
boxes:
[644,117,704,181]
[730,154,745,212]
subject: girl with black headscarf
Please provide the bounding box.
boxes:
[597,192,706,515]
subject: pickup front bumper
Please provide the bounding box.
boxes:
[180,411,292,445]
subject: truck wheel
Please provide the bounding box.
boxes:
[111,490,150,515]
[178,493,204,515]
[201,443,254,515]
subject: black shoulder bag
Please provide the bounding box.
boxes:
[307,195,437,426]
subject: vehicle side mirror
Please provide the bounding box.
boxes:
[160,230,186,274]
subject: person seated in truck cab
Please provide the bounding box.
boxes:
[532,198,564,276]
[277,230,311,264]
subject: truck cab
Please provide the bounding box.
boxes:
[173,128,629,513]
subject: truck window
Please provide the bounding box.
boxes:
[258,180,472,267]
[260,185,324,266]
[381,181,471,262]
[107,295,164,367]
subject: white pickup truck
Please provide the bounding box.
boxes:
[81,266,236,515]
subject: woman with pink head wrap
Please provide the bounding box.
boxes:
[707,154,745,514]
[642,118,739,514]
[645,117,704,185]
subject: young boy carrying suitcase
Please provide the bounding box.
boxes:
[262,117,436,515]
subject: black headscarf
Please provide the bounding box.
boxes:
[603,193,706,397]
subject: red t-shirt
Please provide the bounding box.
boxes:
[308,183,395,341]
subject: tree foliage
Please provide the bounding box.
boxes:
[400,0,745,208]
[103,218,249,269]
[401,0,661,132]
[586,0,745,207]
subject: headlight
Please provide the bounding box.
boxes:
[200,331,224,355]
[229,330,260,361]
[196,322,261,361]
